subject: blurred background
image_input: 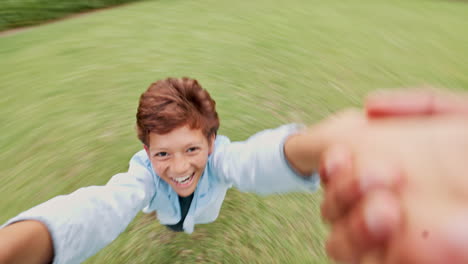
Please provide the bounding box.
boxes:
[1,0,467,263]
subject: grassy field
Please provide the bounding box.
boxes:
[0,0,144,31]
[1,0,467,263]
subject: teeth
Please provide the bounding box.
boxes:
[173,174,191,183]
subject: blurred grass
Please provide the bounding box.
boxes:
[0,0,145,31]
[1,0,467,263]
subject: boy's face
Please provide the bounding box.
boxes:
[145,125,214,197]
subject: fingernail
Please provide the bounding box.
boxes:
[319,156,337,184]
[323,148,349,180]
[325,158,339,179]
[364,198,386,239]
[364,193,400,240]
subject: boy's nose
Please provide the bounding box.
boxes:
[171,154,190,175]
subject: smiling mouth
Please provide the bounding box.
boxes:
[170,172,195,188]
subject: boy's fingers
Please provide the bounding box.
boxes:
[326,218,359,263]
[328,170,361,221]
[355,159,405,196]
[321,147,404,223]
[330,158,403,222]
[360,190,401,243]
[320,145,352,187]
[320,145,355,222]
[360,250,387,264]
[326,190,401,263]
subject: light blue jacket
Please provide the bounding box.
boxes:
[3,124,320,264]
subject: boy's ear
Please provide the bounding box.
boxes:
[144,144,150,157]
[208,134,216,155]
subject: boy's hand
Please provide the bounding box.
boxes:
[0,220,54,264]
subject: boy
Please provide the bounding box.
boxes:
[0,77,325,264]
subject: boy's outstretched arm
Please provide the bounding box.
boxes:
[0,220,53,264]
[212,124,321,194]
[0,151,156,264]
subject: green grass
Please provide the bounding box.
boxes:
[1,0,467,263]
[0,0,145,31]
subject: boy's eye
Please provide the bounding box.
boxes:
[187,147,199,153]
[155,152,168,157]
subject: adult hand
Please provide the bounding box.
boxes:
[366,89,468,117]
[320,89,468,262]
[319,113,468,264]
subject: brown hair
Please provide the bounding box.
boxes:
[136,77,219,146]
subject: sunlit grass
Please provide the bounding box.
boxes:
[1,0,467,263]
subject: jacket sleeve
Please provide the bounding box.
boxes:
[210,124,320,195]
[1,151,156,264]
